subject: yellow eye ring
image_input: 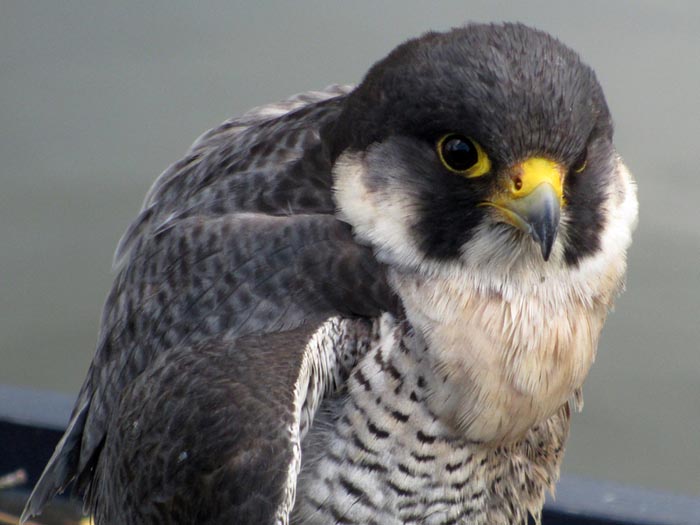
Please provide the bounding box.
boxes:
[572,148,587,173]
[436,133,491,178]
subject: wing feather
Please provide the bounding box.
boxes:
[23,86,395,524]
[90,318,375,525]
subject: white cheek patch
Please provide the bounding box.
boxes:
[332,151,426,269]
[573,158,639,301]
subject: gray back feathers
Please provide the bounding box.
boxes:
[23,85,396,523]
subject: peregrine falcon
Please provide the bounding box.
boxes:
[23,23,638,525]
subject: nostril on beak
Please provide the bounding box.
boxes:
[512,175,523,191]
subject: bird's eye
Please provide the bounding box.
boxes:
[436,133,491,178]
[572,148,587,173]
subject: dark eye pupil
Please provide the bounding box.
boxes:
[442,135,478,170]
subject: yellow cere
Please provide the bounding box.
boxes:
[510,157,565,203]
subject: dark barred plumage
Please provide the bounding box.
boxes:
[23,23,637,525]
[294,316,570,525]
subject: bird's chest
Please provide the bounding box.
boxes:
[292,316,567,525]
[394,271,605,443]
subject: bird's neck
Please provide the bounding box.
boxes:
[390,267,607,445]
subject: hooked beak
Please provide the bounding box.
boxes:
[481,157,565,261]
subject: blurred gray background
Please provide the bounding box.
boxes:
[2,0,698,497]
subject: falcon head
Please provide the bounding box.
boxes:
[327,22,627,270]
[327,23,638,442]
